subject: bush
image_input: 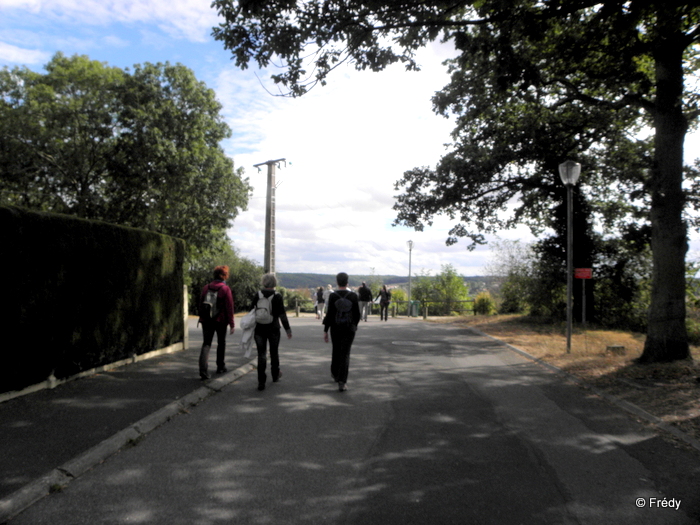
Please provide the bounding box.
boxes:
[474,291,496,315]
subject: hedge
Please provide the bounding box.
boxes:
[0,205,185,394]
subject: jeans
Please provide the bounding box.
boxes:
[330,327,355,384]
[200,320,228,376]
[255,326,281,385]
[358,301,369,321]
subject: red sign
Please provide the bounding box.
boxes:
[575,268,593,279]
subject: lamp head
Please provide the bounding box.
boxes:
[558,160,581,186]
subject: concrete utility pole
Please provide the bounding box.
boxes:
[254,158,286,275]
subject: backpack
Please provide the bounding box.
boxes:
[255,291,275,324]
[334,292,353,327]
[200,286,220,320]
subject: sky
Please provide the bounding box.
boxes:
[2,1,700,279]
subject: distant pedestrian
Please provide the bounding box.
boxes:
[251,273,292,391]
[198,265,235,380]
[321,284,333,319]
[377,285,392,321]
[315,286,324,319]
[357,281,373,321]
[323,272,361,392]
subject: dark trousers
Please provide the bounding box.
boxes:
[200,320,228,375]
[380,303,389,321]
[255,326,281,385]
[330,327,355,383]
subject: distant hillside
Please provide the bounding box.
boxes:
[276,272,498,293]
[276,273,406,289]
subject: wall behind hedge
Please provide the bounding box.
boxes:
[0,205,186,394]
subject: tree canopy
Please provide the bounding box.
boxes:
[212,1,700,363]
[0,53,251,253]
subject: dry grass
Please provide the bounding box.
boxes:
[429,314,700,446]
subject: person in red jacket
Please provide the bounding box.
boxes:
[198,265,235,380]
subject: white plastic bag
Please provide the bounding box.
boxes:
[240,310,256,358]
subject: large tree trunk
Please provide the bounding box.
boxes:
[639,17,690,363]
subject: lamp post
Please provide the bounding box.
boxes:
[559,160,581,354]
[407,240,413,316]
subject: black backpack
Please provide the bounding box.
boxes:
[334,292,353,327]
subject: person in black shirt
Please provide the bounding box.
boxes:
[357,281,372,321]
[323,272,361,392]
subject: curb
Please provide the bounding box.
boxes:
[0,359,256,524]
[470,327,700,454]
[0,342,187,405]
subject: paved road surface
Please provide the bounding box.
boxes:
[6,317,700,524]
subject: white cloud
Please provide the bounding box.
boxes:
[0,0,218,42]
[0,42,50,64]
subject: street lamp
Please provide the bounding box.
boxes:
[407,240,414,317]
[559,160,581,354]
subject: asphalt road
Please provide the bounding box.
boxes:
[6,317,700,524]
[0,317,252,503]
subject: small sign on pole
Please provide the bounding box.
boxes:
[575,268,592,279]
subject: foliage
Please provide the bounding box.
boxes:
[283,288,312,311]
[391,288,407,302]
[486,239,534,314]
[188,242,263,314]
[0,53,251,255]
[1,205,185,393]
[591,237,652,333]
[473,291,496,316]
[411,269,437,306]
[210,1,700,362]
[434,264,470,313]
[367,267,383,297]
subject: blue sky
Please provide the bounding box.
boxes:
[3,1,700,279]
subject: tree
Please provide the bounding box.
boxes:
[434,264,469,314]
[411,269,437,307]
[0,53,125,216]
[211,1,700,363]
[486,239,535,314]
[367,267,382,297]
[473,291,496,315]
[0,53,251,254]
[188,241,263,313]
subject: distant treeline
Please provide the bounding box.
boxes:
[276,272,497,292]
[276,273,406,289]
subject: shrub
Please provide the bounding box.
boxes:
[474,291,496,315]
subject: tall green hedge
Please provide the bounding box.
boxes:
[1,205,185,394]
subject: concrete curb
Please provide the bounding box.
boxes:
[0,359,256,524]
[0,342,186,405]
[470,327,700,454]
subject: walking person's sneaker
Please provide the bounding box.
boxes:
[273,371,283,383]
[216,367,228,374]
[258,383,265,391]
[338,382,347,392]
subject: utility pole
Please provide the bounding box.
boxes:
[253,158,286,275]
